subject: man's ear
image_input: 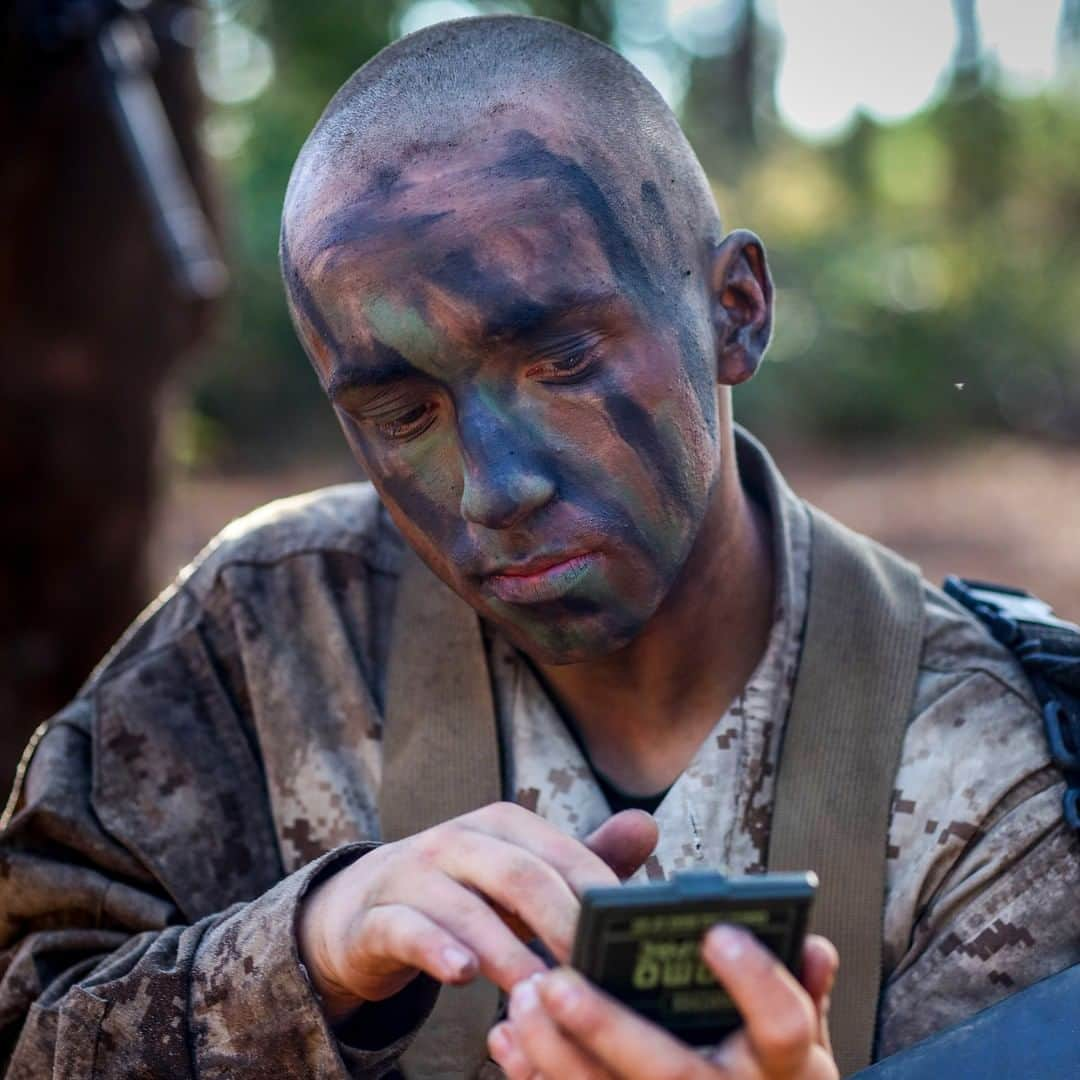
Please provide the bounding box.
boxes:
[709,229,774,386]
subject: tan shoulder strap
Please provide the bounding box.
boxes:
[381,547,503,1079]
[768,505,925,1077]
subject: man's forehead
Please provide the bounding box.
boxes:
[298,122,612,258]
[293,144,630,342]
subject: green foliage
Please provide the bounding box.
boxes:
[185,2,1080,467]
[732,91,1080,444]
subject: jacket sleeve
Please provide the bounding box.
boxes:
[877,664,1080,1058]
[0,614,435,1078]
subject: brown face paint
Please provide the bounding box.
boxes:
[288,123,723,663]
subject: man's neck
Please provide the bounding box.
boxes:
[534,432,776,796]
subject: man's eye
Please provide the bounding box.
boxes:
[526,345,601,384]
[373,402,436,440]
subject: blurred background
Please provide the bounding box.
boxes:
[2,0,1078,790]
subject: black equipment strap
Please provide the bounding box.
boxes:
[943,577,1080,834]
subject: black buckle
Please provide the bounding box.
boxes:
[944,576,1080,838]
[1065,789,1080,832]
[1043,700,1080,773]
[1038,696,1080,836]
[944,576,1080,643]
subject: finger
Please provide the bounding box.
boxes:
[431,830,583,961]
[703,926,817,1076]
[377,871,546,992]
[584,810,659,880]
[354,903,477,999]
[799,935,838,1007]
[488,1021,539,1080]
[463,802,624,894]
[711,1032,837,1080]
[508,975,612,1080]
[534,967,711,1079]
[707,1030,767,1078]
[799,935,838,1052]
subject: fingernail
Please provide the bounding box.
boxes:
[540,970,584,1014]
[510,976,540,1017]
[709,925,749,962]
[442,945,473,976]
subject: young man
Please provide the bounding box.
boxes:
[1,16,1076,1080]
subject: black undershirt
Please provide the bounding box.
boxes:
[593,768,670,816]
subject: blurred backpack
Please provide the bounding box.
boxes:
[852,576,1080,1079]
[943,577,1080,835]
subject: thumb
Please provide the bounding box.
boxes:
[584,810,659,881]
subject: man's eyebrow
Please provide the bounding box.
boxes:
[325,290,620,400]
[484,288,620,343]
[325,350,416,401]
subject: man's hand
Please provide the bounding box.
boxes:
[488,928,839,1080]
[297,803,658,1022]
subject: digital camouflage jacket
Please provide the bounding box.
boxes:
[1,430,1077,1078]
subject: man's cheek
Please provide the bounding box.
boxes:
[341,416,462,552]
[575,396,708,552]
[653,390,716,503]
[381,457,460,543]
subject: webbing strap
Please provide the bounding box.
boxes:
[768,506,925,1077]
[381,547,503,1079]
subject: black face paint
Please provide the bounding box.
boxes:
[425,247,548,342]
[315,207,453,256]
[488,130,660,315]
[639,178,682,270]
[281,229,341,356]
[602,391,696,522]
[378,467,452,551]
[370,164,403,198]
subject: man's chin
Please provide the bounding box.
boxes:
[486,604,650,667]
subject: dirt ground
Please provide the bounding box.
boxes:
[152,437,1080,622]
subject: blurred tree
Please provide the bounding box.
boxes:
[680,1,780,182]
[1062,0,1080,80]
[187,1,396,468]
[0,1,222,794]
[950,0,982,89]
[941,3,1010,221]
[531,0,612,39]
[1063,0,1080,41]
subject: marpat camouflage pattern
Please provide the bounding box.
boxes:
[1,429,1076,1077]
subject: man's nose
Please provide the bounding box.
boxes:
[458,400,555,529]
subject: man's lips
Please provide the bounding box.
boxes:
[485,550,591,577]
[482,551,600,604]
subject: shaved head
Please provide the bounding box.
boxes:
[282,15,721,319]
[278,15,773,663]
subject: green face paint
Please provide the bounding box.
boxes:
[362,294,443,374]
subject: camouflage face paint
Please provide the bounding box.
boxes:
[287,123,722,663]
